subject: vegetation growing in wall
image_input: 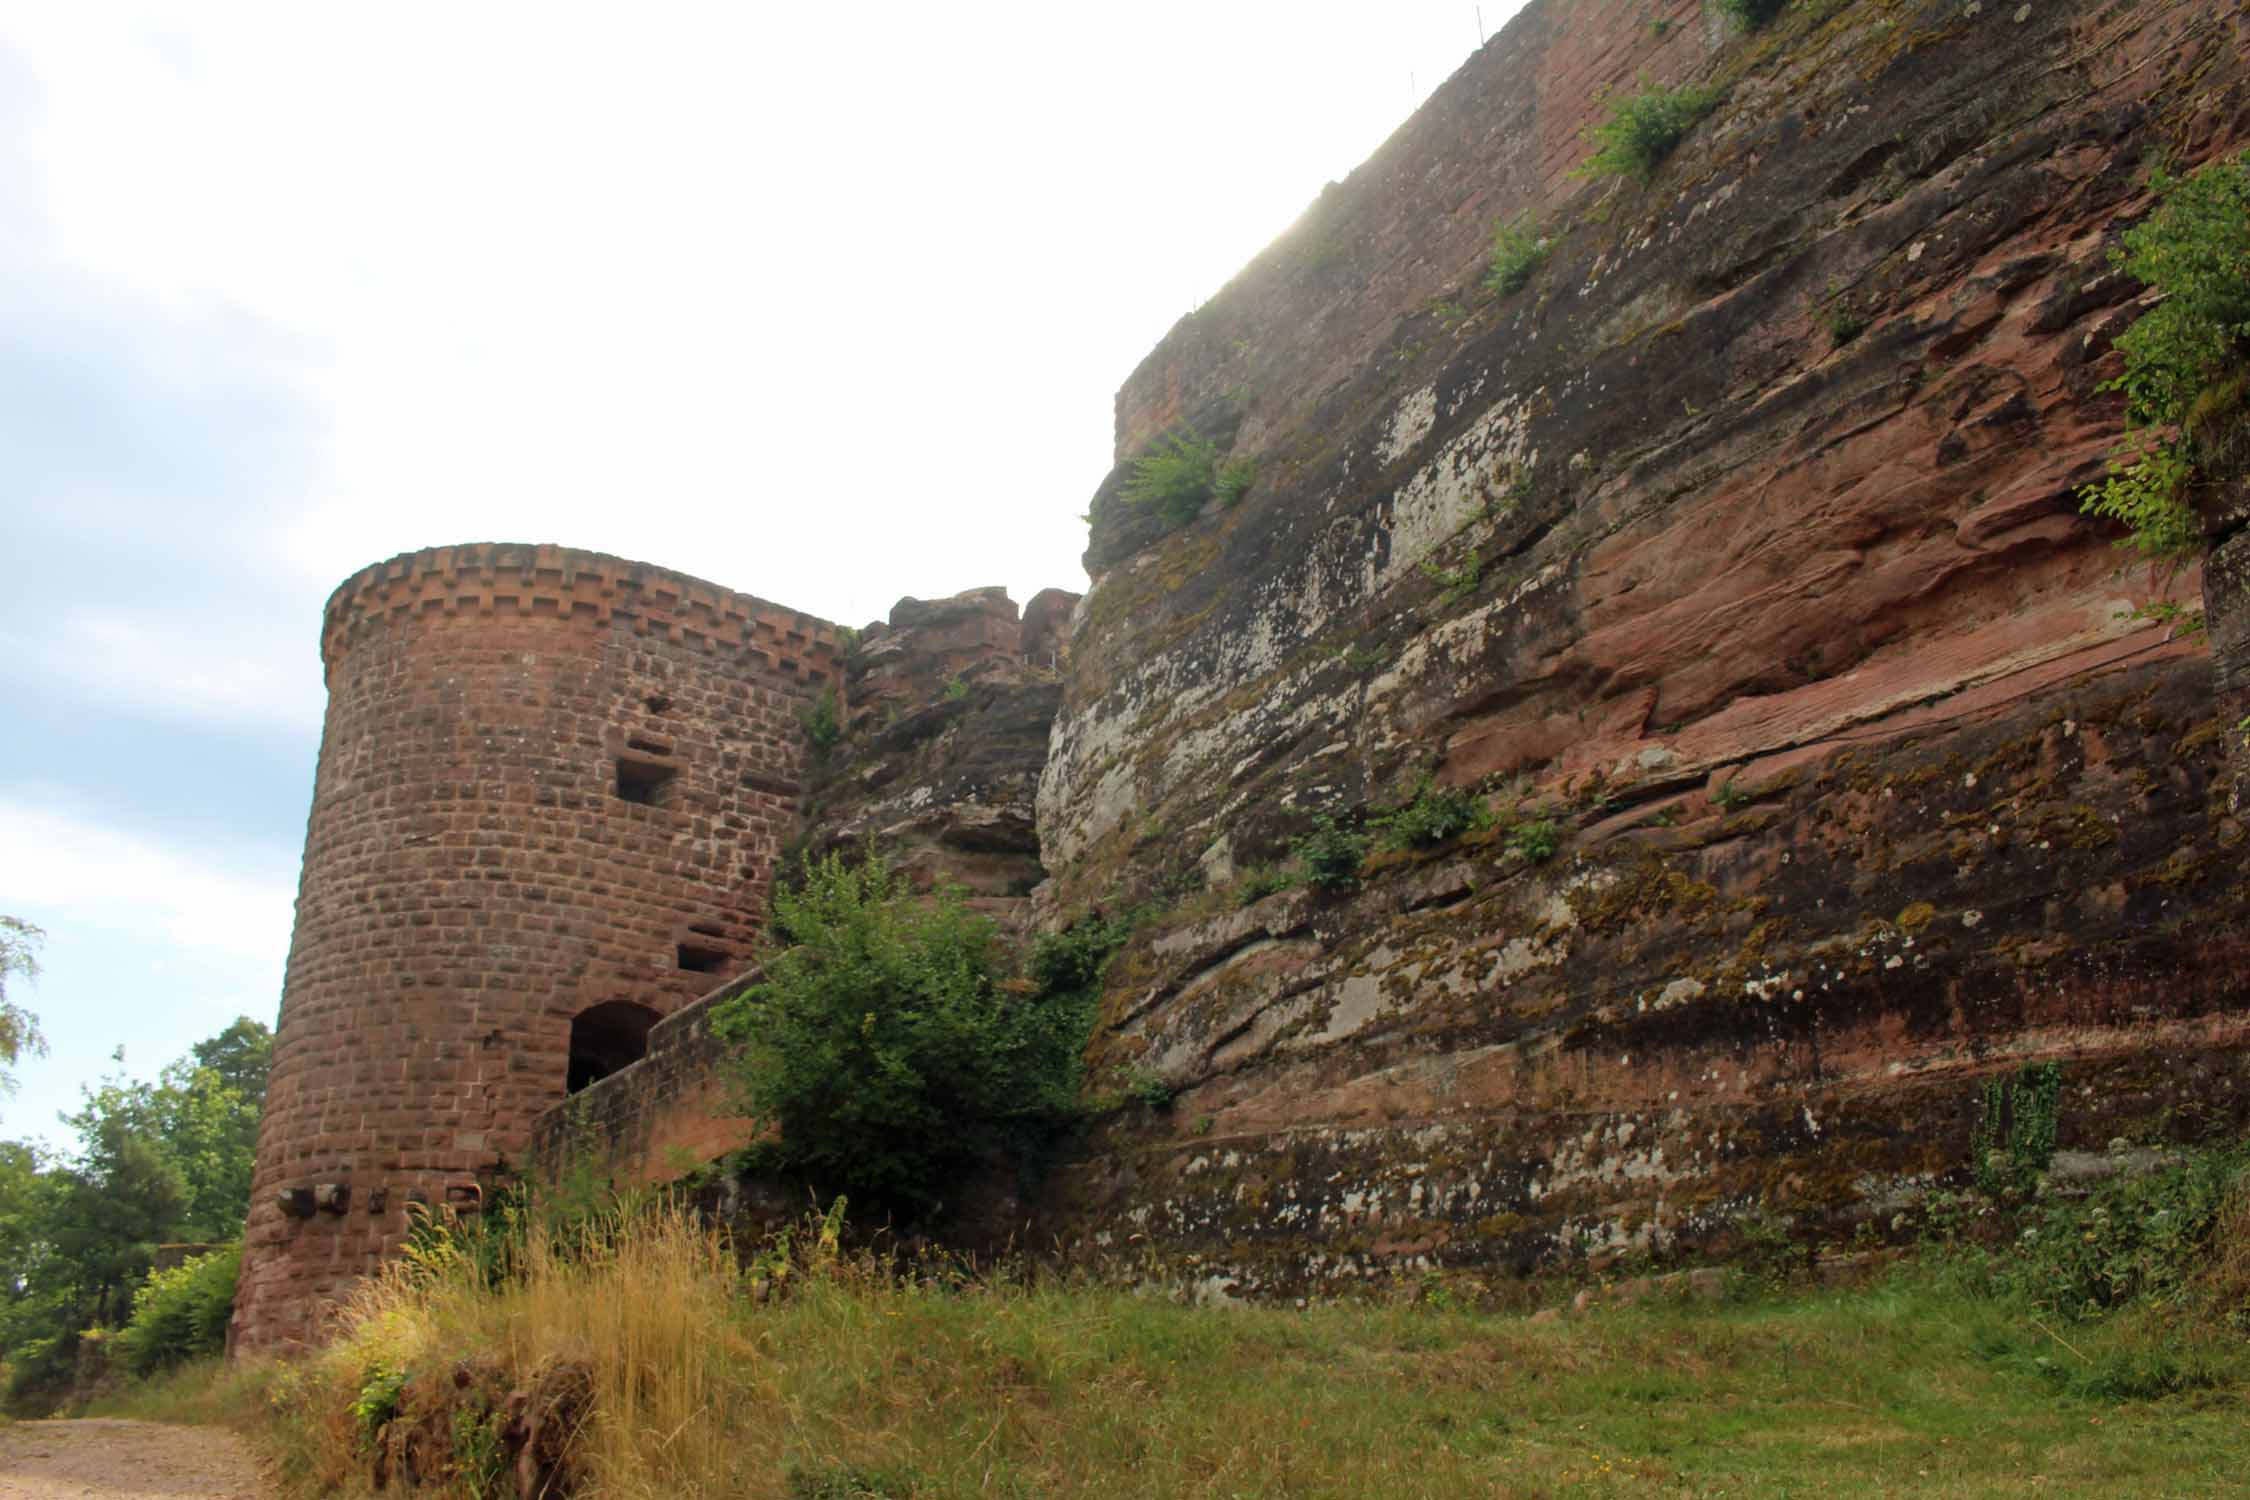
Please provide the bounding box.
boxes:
[1292,814,1371,892]
[1371,774,1494,852]
[1576,82,1723,184]
[1715,0,1790,31]
[2078,151,2250,555]
[712,852,1099,1221]
[801,687,844,753]
[1484,214,1550,298]
[1970,1061,2062,1198]
[1121,429,1255,530]
[1507,816,1561,862]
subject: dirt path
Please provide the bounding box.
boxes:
[0,1419,270,1499]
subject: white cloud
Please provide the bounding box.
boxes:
[0,795,295,968]
[0,612,322,734]
[1,1,1523,629]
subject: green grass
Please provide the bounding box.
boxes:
[119,1185,2246,1500]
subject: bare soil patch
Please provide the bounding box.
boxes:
[0,1418,268,1500]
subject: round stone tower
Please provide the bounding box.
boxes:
[232,543,841,1352]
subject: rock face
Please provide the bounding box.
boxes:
[1035,0,2250,1290]
[802,587,1078,909]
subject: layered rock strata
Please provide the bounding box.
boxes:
[1036,0,2250,1288]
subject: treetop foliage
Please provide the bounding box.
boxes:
[0,917,48,1101]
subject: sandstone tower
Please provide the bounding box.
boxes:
[232,544,840,1352]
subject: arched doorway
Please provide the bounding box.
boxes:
[567,1000,660,1093]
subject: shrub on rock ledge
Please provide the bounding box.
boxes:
[713,852,1093,1220]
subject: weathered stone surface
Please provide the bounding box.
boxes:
[805,587,1076,904]
[1034,0,2250,1291]
[1022,587,1080,669]
[1048,656,2250,1292]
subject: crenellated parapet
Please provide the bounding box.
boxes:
[320,543,842,686]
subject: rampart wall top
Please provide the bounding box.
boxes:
[321,543,842,686]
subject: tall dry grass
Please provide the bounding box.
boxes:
[228,1176,2250,1500]
[274,1202,755,1497]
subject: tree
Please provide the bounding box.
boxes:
[712,852,1094,1221]
[0,1015,272,1406]
[189,1017,273,1110]
[0,918,48,1104]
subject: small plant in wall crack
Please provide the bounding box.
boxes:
[1293,814,1370,892]
[1421,554,1484,606]
[1576,80,1723,184]
[1715,0,1790,31]
[1507,817,1560,863]
[1818,283,1869,346]
[800,686,843,753]
[1122,428,1256,529]
[1372,773,1494,852]
[1485,214,1551,299]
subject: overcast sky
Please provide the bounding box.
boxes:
[0,1,1525,1150]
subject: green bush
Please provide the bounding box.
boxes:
[1507,818,1561,863]
[1716,0,1789,30]
[1577,82,1723,183]
[113,1244,239,1377]
[1372,774,1493,851]
[1122,430,1222,529]
[1955,1144,2249,1324]
[1485,214,1550,298]
[713,853,1095,1219]
[2078,151,2250,555]
[1293,815,1369,892]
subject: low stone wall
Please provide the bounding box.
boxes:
[527,983,755,1189]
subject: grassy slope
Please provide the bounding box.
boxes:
[102,1204,2249,1500]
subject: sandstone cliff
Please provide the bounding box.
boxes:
[1035,0,2250,1289]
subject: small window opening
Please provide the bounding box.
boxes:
[616,758,675,805]
[644,694,672,715]
[567,1001,659,1093]
[677,941,730,975]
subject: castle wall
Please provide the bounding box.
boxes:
[523,585,1075,1200]
[527,983,758,1189]
[231,544,839,1353]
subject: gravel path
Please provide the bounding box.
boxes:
[0,1419,270,1499]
